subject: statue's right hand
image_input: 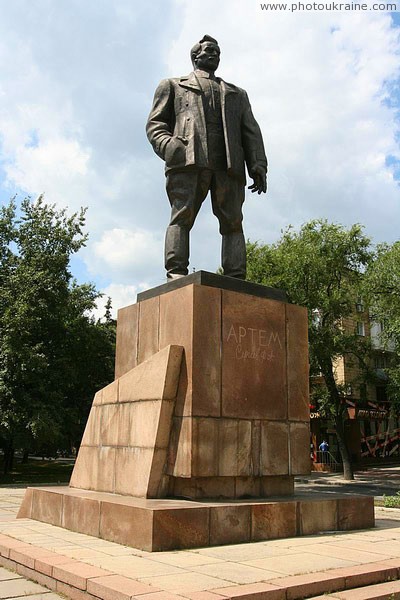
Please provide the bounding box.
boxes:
[164,136,187,166]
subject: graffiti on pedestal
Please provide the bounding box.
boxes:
[225,324,282,363]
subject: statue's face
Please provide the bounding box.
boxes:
[194,41,220,73]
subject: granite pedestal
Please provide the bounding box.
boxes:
[114,271,310,499]
[18,272,375,550]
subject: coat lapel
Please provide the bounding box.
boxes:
[219,80,237,171]
[178,72,202,92]
[179,74,238,95]
[220,80,239,96]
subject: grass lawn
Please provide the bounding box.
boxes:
[375,496,400,508]
[0,457,74,485]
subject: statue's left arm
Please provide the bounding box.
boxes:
[241,91,268,194]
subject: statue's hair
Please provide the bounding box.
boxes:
[190,35,219,65]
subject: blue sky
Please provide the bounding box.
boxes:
[0,1,399,316]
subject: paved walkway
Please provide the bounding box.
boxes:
[295,464,400,498]
[0,485,400,599]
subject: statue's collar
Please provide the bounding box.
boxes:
[179,72,238,94]
[194,69,216,79]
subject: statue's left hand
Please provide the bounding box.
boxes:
[248,165,267,194]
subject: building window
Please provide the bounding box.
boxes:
[374,354,389,369]
[312,309,322,327]
[356,322,365,336]
[356,298,364,313]
[376,386,388,403]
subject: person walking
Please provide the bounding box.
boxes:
[319,439,329,464]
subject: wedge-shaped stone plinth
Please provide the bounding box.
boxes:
[114,272,310,497]
[69,344,183,498]
[17,487,375,552]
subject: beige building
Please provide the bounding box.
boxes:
[310,302,398,467]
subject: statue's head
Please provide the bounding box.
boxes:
[190,35,220,73]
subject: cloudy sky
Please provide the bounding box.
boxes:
[0,0,399,316]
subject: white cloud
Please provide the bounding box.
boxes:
[0,1,399,310]
[88,227,164,284]
[93,282,147,321]
[6,139,90,204]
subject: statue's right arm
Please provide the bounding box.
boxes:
[146,79,175,161]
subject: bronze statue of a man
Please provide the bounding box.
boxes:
[146,35,267,280]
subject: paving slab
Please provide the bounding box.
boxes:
[311,578,400,598]
[0,556,65,599]
[5,596,62,600]
[0,577,52,598]
[0,487,399,600]
[243,551,356,575]
[0,565,65,599]
[0,564,21,580]
[137,572,233,594]
[187,561,282,584]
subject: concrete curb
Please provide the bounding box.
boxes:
[1,532,399,600]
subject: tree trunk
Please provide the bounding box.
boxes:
[21,449,29,464]
[322,360,354,481]
[3,444,14,474]
[335,415,354,480]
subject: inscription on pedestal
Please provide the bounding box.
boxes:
[226,324,282,363]
[222,290,287,420]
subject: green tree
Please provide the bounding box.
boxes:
[0,197,115,473]
[246,220,373,480]
[57,292,116,453]
[364,241,400,406]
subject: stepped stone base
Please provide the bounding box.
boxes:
[17,486,374,552]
